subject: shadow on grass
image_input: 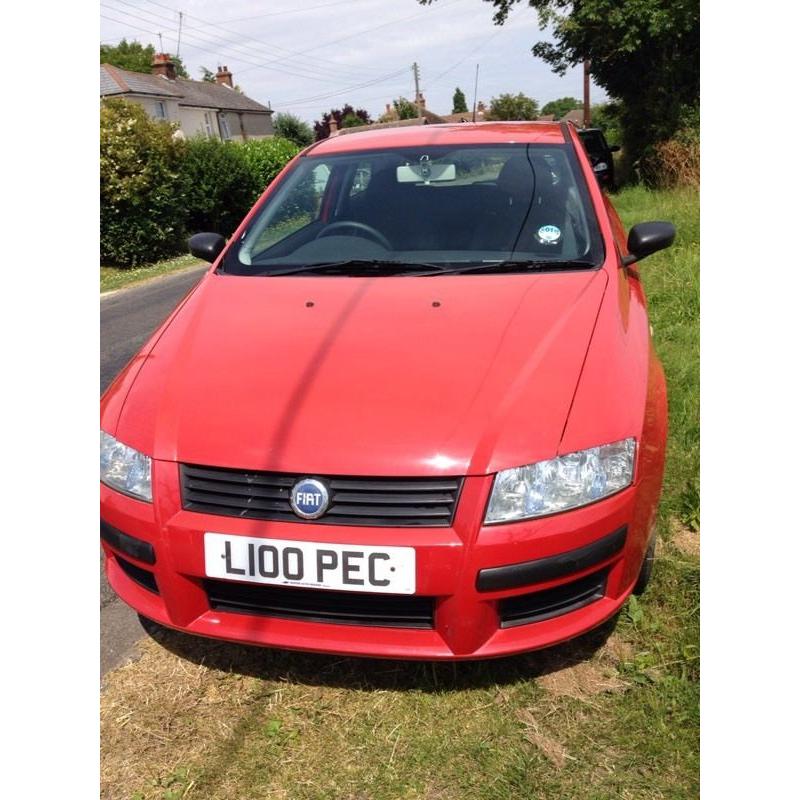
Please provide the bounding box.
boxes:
[138,612,620,693]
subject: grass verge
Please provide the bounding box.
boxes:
[100,186,699,800]
[100,254,204,294]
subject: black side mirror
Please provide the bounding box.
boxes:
[609,145,621,153]
[623,221,676,266]
[188,232,226,263]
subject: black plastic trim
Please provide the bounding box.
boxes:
[100,519,156,565]
[116,556,159,594]
[205,580,435,629]
[499,567,608,627]
[476,526,627,592]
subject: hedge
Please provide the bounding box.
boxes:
[100,99,301,267]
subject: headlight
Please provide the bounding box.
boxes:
[593,161,609,172]
[100,431,152,502]
[485,438,635,524]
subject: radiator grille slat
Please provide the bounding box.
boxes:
[181,464,463,527]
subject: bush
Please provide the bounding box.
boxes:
[179,137,254,236]
[273,113,313,148]
[100,99,187,267]
[637,105,699,189]
[238,137,301,202]
[100,98,301,267]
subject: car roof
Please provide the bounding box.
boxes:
[308,121,569,156]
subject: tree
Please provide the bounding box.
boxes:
[199,66,216,83]
[418,1,699,165]
[100,39,189,78]
[452,87,468,114]
[486,92,538,121]
[314,105,372,139]
[274,112,314,147]
[393,97,419,120]
[541,96,581,119]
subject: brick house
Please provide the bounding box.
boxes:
[100,54,274,141]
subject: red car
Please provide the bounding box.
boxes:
[100,122,674,660]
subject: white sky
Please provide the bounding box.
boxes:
[99,0,607,123]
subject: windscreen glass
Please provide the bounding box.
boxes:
[222,144,604,275]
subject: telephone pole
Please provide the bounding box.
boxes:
[583,59,591,127]
[412,62,421,118]
[177,11,183,58]
[472,63,480,122]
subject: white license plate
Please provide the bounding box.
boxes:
[204,533,416,594]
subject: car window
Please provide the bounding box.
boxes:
[229,144,603,274]
[242,163,331,261]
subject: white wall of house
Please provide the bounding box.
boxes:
[121,94,181,123]
[178,106,222,138]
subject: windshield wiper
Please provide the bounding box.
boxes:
[259,259,450,277]
[409,259,597,277]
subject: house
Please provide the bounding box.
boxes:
[100,54,274,141]
[561,109,587,127]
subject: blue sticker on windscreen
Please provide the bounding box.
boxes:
[536,225,562,245]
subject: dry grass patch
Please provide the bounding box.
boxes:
[670,522,700,559]
[517,708,571,769]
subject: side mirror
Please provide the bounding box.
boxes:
[609,145,621,153]
[623,221,676,266]
[188,232,226,263]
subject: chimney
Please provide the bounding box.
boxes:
[329,116,339,135]
[151,53,177,81]
[385,103,392,116]
[415,92,426,110]
[215,65,233,88]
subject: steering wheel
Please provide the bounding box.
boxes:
[316,221,392,250]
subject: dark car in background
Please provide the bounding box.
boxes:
[579,128,620,190]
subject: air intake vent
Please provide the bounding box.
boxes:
[181,464,462,527]
[499,568,608,628]
[205,580,435,628]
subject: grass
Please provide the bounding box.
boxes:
[100,254,205,294]
[100,186,699,800]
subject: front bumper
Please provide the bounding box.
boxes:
[101,462,652,660]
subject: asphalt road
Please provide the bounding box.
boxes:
[100,265,206,676]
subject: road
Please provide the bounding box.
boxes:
[100,265,206,676]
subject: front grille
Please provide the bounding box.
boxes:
[181,464,463,527]
[498,568,608,628]
[117,555,159,594]
[205,580,435,628]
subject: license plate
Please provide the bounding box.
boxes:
[204,533,416,594]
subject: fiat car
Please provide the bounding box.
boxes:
[100,122,674,660]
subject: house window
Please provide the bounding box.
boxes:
[204,112,214,137]
[154,101,166,120]
[219,113,232,141]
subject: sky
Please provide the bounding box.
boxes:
[99,0,607,124]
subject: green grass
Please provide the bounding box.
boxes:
[100,254,205,294]
[101,186,699,800]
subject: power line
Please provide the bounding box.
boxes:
[204,0,364,25]
[139,0,389,81]
[101,2,383,85]
[105,0,375,83]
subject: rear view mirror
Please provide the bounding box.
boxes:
[397,162,456,184]
[623,222,676,266]
[189,232,226,263]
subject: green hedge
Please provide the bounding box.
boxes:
[100,99,301,267]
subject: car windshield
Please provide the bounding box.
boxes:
[221,143,604,276]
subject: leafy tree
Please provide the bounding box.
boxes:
[419,0,699,166]
[274,113,314,147]
[486,92,538,121]
[100,39,189,78]
[452,87,468,114]
[341,113,365,128]
[314,104,372,140]
[541,96,581,119]
[393,97,419,120]
[590,102,623,144]
[199,66,216,82]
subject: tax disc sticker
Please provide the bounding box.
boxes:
[536,224,562,245]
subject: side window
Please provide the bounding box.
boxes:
[246,164,332,258]
[204,112,214,137]
[154,101,167,120]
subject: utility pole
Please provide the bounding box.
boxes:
[177,11,183,58]
[412,62,422,118]
[583,59,591,127]
[472,63,480,122]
